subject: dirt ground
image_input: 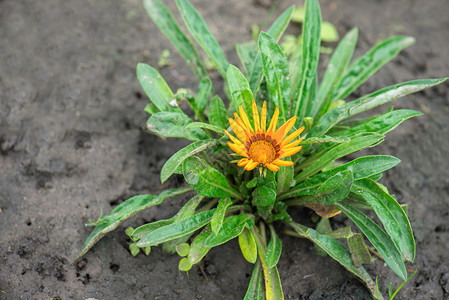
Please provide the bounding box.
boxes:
[1,0,448,299]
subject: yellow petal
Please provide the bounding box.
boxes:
[267,107,279,136]
[252,99,260,133]
[274,116,297,142]
[239,105,254,134]
[238,158,250,167]
[228,142,248,158]
[283,139,302,149]
[229,118,247,144]
[281,126,305,146]
[266,163,280,171]
[224,129,244,146]
[245,161,258,171]
[272,159,294,167]
[260,101,267,132]
[278,146,302,159]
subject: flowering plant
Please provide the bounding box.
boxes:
[78,0,446,298]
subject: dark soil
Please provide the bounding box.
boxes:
[1,0,448,299]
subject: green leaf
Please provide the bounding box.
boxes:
[147,111,207,141]
[211,198,233,235]
[310,78,447,138]
[336,202,407,280]
[185,122,224,134]
[239,228,258,264]
[321,21,339,42]
[78,187,192,258]
[347,233,372,267]
[244,259,264,300]
[265,226,282,268]
[252,186,277,207]
[296,133,384,182]
[205,214,255,247]
[133,219,174,239]
[258,32,291,119]
[276,158,294,193]
[236,41,258,75]
[129,243,140,257]
[248,6,295,96]
[160,139,217,183]
[226,64,254,118]
[197,77,212,112]
[176,0,229,77]
[292,0,322,123]
[283,155,399,200]
[351,178,415,262]
[142,0,207,80]
[288,222,380,298]
[314,170,353,204]
[251,228,284,300]
[188,225,213,264]
[208,95,228,129]
[137,209,215,247]
[137,63,179,113]
[334,36,415,100]
[178,257,192,271]
[338,109,422,137]
[312,28,358,119]
[144,103,159,115]
[176,243,190,257]
[183,156,241,198]
[299,136,350,145]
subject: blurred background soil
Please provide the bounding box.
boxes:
[1,0,448,299]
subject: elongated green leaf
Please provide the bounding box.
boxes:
[244,259,264,300]
[276,158,294,193]
[265,226,282,268]
[314,170,353,204]
[137,209,215,247]
[239,228,258,264]
[351,178,415,262]
[252,228,284,300]
[176,0,229,77]
[296,133,384,182]
[185,122,224,134]
[183,156,240,198]
[227,64,254,118]
[310,78,447,138]
[248,6,295,95]
[259,32,291,119]
[236,41,258,75]
[336,202,407,280]
[338,109,422,137]
[197,77,212,112]
[211,198,232,234]
[147,111,207,141]
[142,0,207,80]
[78,187,192,258]
[188,225,213,264]
[160,139,217,183]
[334,36,415,100]
[208,95,228,129]
[299,136,350,145]
[282,155,399,200]
[137,63,179,113]
[205,214,254,247]
[347,233,372,267]
[312,28,358,119]
[288,222,380,298]
[292,0,322,123]
[133,219,174,239]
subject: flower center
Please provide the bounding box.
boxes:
[248,140,276,164]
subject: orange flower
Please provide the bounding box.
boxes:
[224,100,305,172]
